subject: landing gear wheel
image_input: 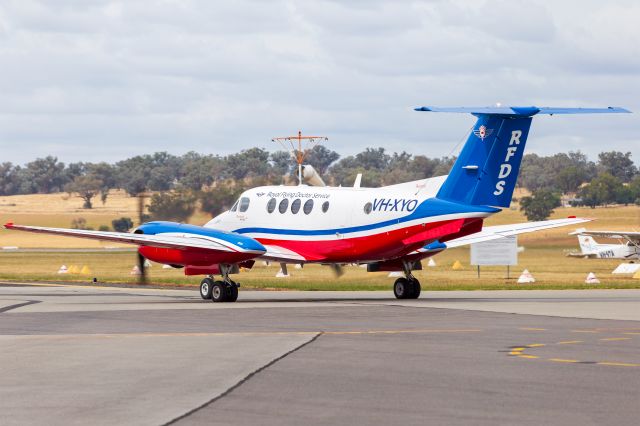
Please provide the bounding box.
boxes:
[393,278,410,299]
[211,281,228,303]
[227,284,238,302]
[200,278,213,300]
[408,278,421,299]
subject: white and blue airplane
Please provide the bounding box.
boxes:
[4,106,629,302]
[568,228,640,259]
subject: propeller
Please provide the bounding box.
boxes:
[135,193,148,284]
[137,251,147,284]
[329,263,344,278]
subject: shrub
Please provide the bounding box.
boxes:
[112,217,134,233]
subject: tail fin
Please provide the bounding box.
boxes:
[415,106,630,208]
[578,234,598,253]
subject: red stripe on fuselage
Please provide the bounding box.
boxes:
[256,218,476,262]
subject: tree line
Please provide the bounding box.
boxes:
[1,147,638,223]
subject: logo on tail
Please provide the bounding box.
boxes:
[473,125,493,140]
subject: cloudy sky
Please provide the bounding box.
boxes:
[0,0,638,165]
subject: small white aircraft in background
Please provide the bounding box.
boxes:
[4,105,628,302]
[568,228,640,260]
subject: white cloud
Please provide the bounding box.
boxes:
[0,0,637,165]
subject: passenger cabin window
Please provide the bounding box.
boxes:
[364,202,372,214]
[322,201,329,213]
[303,199,313,215]
[291,199,301,214]
[239,197,250,212]
[230,200,239,212]
[278,198,289,213]
[267,198,276,213]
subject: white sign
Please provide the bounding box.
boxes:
[470,236,518,266]
[612,263,640,274]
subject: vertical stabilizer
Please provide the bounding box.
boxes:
[578,235,598,254]
[435,114,532,207]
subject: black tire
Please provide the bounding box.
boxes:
[227,284,239,302]
[393,278,410,299]
[211,281,228,303]
[409,278,421,299]
[200,278,213,300]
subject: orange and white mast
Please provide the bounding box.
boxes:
[272,131,328,185]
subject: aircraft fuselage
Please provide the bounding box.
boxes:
[206,185,498,263]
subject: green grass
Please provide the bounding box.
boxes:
[1,246,638,291]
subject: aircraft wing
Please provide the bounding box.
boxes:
[444,217,591,248]
[568,230,640,243]
[3,223,263,254]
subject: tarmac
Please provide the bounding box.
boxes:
[1,282,639,425]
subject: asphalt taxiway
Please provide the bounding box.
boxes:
[1,282,639,425]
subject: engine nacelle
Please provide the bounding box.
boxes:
[138,246,256,268]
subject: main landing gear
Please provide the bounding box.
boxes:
[393,261,421,299]
[199,265,239,303]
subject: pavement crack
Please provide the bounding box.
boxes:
[0,300,41,313]
[163,331,323,425]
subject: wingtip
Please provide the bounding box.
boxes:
[4,221,14,229]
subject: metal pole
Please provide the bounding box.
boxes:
[298,131,302,185]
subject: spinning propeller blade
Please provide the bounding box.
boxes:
[137,251,147,284]
[329,264,344,278]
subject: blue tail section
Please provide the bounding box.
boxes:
[415,105,630,208]
[437,113,532,207]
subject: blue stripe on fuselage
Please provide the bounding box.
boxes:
[232,198,499,236]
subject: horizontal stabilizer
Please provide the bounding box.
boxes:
[414,106,631,116]
[444,217,592,248]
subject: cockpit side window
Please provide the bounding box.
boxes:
[239,197,250,212]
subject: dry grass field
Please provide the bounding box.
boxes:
[0,247,636,291]
[1,190,638,290]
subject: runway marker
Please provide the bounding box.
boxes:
[599,337,631,341]
[520,327,546,331]
[508,337,640,369]
[571,330,598,333]
[597,361,640,367]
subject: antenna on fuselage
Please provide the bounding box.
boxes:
[272,131,328,185]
